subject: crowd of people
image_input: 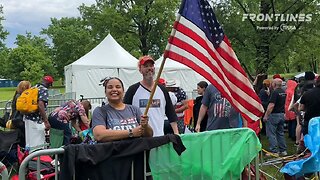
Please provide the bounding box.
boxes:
[5,55,320,161]
[255,72,320,156]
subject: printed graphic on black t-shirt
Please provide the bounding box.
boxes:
[139,99,161,108]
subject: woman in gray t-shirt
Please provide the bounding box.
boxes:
[92,77,153,142]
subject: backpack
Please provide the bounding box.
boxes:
[16,87,39,114]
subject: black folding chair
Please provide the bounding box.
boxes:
[0,129,21,175]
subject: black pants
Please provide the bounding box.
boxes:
[287,120,297,140]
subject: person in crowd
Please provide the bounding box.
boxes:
[158,78,177,135]
[259,79,271,110]
[193,81,208,132]
[258,79,271,135]
[290,71,315,151]
[166,79,188,134]
[252,73,268,94]
[123,55,178,136]
[24,75,53,149]
[92,77,153,142]
[301,71,315,93]
[290,77,305,146]
[10,80,31,147]
[263,78,287,156]
[299,74,318,136]
[195,84,239,132]
[48,99,91,145]
[285,78,297,142]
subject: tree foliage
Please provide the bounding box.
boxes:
[2,1,320,81]
[0,6,9,78]
[79,0,180,58]
[212,0,320,77]
[0,6,8,49]
[42,17,93,78]
[5,33,56,83]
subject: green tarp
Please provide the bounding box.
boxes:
[149,128,261,180]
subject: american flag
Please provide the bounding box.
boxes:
[164,0,264,122]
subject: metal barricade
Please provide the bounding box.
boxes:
[148,129,261,179]
[83,97,106,105]
[18,148,64,180]
[19,130,260,180]
[18,148,150,180]
[0,161,9,180]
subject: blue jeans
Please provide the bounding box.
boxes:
[266,113,287,153]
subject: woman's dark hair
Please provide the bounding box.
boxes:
[103,77,124,90]
[81,100,92,117]
[197,81,208,89]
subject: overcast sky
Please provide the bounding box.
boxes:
[1,0,96,48]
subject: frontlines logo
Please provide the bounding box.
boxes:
[242,14,312,31]
[242,14,312,22]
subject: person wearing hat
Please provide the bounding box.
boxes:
[24,75,53,150]
[166,79,188,134]
[124,55,179,136]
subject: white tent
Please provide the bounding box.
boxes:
[64,34,140,98]
[155,56,207,98]
[294,72,318,79]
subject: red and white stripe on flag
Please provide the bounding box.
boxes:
[164,3,264,122]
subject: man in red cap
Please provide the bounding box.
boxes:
[24,75,53,150]
[273,74,282,79]
[124,55,179,136]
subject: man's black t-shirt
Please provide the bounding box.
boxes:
[269,88,286,113]
[300,87,320,122]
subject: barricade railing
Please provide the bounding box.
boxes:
[82,97,106,105]
[0,161,9,180]
[149,129,261,179]
[18,129,261,180]
[18,148,64,180]
[18,148,151,180]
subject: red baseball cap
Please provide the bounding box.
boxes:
[158,78,166,86]
[138,55,155,66]
[43,75,54,84]
[272,74,281,79]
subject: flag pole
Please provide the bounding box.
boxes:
[143,55,166,116]
[143,14,182,116]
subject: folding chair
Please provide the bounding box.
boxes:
[0,128,20,176]
[49,128,64,148]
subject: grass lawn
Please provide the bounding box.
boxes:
[259,131,298,179]
[0,87,16,101]
[0,86,65,117]
[0,86,65,101]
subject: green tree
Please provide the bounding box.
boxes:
[42,17,92,79]
[6,33,56,83]
[0,6,9,78]
[0,5,8,49]
[0,47,9,78]
[212,0,320,77]
[79,0,180,58]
